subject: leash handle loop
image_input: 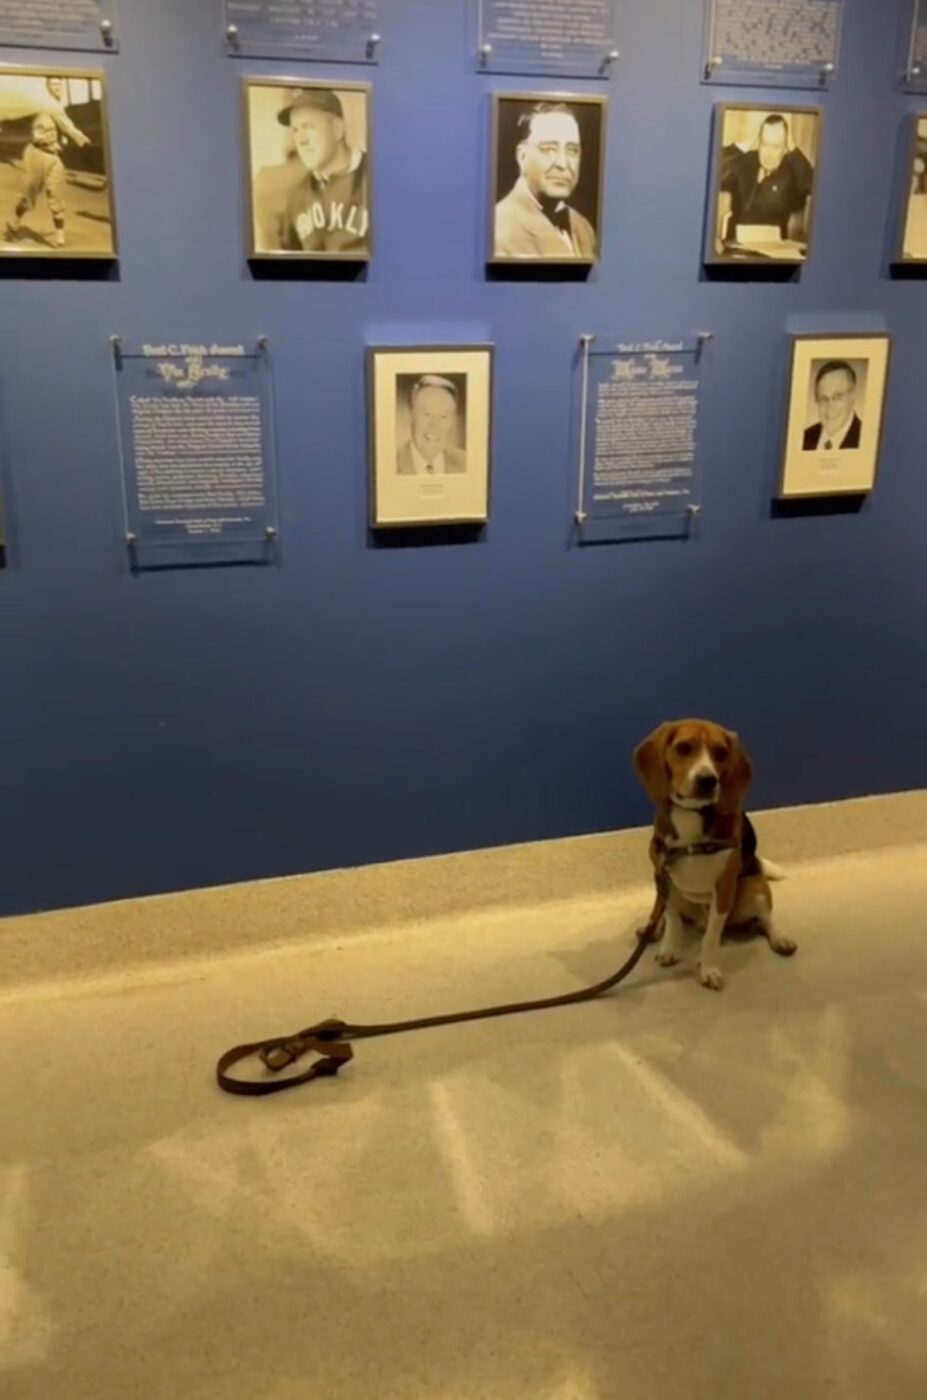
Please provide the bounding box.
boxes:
[217,1034,354,1097]
[216,924,658,1098]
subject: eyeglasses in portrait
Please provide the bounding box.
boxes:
[243,78,372,260]
[779,335,891,499]
[706,103,822,265]
[489,92,607,265]
[369,347,493,527]
[898,113,927,262]
[0,65,117,259]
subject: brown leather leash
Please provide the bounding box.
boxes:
[216,918,662,1098]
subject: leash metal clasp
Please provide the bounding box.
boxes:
[260,1040,305,1072]
[260,1033,354,1079]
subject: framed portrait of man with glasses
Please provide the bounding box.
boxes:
[779,334,891,498]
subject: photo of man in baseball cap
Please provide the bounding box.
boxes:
[246,80,371,260]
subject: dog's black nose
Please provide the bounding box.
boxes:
[695,773,718,797]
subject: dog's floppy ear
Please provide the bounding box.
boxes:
[633,722,677,805]
[718,728,753,813]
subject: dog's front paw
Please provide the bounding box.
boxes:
[770,932,798,957]
[699,965,724,991]
[656,948,680,968]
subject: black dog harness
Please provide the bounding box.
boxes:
[651,812,758,899]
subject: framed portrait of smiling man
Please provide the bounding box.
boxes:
[368,346,494,527]
[489,92,608,265]
[243,77,372,260]
[779,334,892,499]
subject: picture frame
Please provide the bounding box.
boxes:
[896,111,927,262]
[0,63,117,259]
[705,102,823,267]
[488,91,608,266]
[242,76,373,261]
[368,346,494,528]
[778,334,892,499]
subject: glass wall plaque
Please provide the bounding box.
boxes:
[904,0,927,90]
[477,0,619,79]
[224,0,379,63]
[114,342,279,568]
[575,338,706,544]
[0,0,115,51]
[702,0,843,88]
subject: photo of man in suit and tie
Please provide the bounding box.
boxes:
[396,374,468,476]
[491,95,606,263]
[803,360,865,451]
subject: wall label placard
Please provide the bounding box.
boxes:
[0,0,116,51]
[114,342,278,568]
[224,0,379,62]
[477,0,619,78]
[702,0,843,88]
[576,338,704,543]
[904,0,927,88]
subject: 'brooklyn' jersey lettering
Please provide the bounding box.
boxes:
[285,154,370,254]
[296,201,369,243]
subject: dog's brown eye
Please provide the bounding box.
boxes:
[675,741,693,757]
[711,745,729,763]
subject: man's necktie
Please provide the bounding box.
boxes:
[541,198,573,237]
[824,439,833,450]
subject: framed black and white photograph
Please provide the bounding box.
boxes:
[706,103,822,265]
[898,113,927,261]
[0,65,116,259]
[779,335,891,498]
[243,77,372,260]
[489,92,608,265]
[368,346,494,527]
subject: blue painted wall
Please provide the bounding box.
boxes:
[1,0,925,916]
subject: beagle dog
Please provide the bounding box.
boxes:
[633,719,797,990]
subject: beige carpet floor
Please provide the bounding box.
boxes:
[2,844,927,1399]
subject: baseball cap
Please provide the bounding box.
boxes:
[413,375,458,400]
[277,88,344,126]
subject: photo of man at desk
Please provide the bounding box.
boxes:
[710,106,820,264]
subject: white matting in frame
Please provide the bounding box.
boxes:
[779,334,891,499]
[368,346,494,527]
